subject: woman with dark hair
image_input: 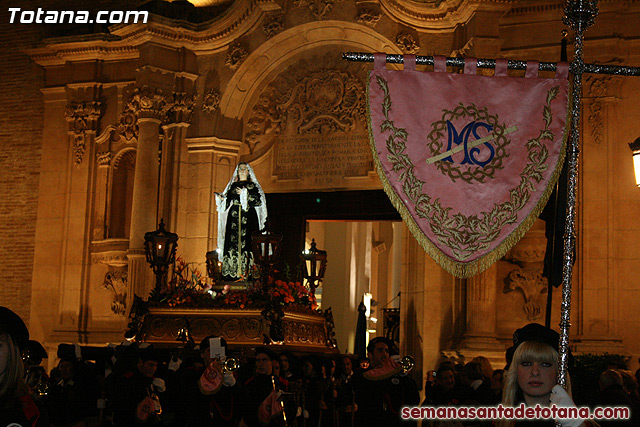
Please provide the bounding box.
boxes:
[500,323,592,427]
[215,162,267,281]
[0,306,51,426]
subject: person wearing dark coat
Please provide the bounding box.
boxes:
[591,369,634,427]
[241,347,288,427]
[111,347,164,427]
[353,337,420,427]
[177,336,241,427]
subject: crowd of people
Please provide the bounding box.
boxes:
[2,305,638,427]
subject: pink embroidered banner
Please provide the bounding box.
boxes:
[368,54,570,278]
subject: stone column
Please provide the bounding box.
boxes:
[459,263,503,363]
[126,86,172,298]
[160,92,195,230]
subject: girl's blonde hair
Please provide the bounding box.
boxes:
[0,332,28,408]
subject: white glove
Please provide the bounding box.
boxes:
[168,357,182,372]
[550,384,584,427]
[152,377,166,393]
[223,371,236,387]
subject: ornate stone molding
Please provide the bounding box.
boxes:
[96,151,112,166]
[245,62,367,152]
[379,0,513,30]
[584,75,612,145]
[65,101,102,166]
[166,92,196,124]
[294,0,338,20]
[202,89,221,113]
[118,110,139,142]
[126,86,173,121]
[263,14,285,37]
[226,43,249,70]
[396,33,420,54]
[357,8,382,26]
[505,266,547,321]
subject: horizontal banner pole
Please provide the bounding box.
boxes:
[342,52,640,77]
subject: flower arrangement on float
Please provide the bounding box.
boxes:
[147,257,318,312]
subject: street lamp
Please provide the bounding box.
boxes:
[629,137,640,187]
[301,238,327,295]
[205,249,222,282]
[144,219,178,292]
[251,220,283,281]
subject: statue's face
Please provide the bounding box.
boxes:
[237,164,249,181]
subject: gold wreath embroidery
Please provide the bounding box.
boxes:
[376,75,559,260]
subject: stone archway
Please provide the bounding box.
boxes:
[219,20,401,128]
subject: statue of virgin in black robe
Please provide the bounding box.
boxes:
[215,163,267,281]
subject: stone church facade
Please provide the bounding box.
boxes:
[1,0,640,380]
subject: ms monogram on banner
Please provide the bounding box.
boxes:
[426,103,512,184]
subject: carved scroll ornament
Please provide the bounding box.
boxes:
[245,67,367,152]
[65,101,102,166]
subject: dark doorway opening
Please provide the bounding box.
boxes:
[265,190,401,271]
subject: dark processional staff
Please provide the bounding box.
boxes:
[344,0,640,395]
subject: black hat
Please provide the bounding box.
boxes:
[366,336,394,354]
[0,306,29,351]
[512,323,560,352]
[27,340,48,363]
[255,346,275,361]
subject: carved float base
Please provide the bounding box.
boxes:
[139,307,338,354]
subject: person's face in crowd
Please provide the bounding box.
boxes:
[200,349,212,367]
[279,355,289,373]
[343,357,352,375]
[437,369,456,391]
[59,360,74,381]
[255,353,272,375]
[237,164,249,181]
[491,370,504,392]
[138,359,159,378]
[368,342,389,368]
[302,360,315,378]
[0,333,8,383]
[272,360,280,377]
[517,358,557,403]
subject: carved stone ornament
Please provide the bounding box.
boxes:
[263,14,285,38]
[166,92,196,124]
[102,269,128,316]
[65,101,102,166]
[294,0,337,20]
[118,111,139,142]
[245,64,367,152]
[126,86,173,121]
[96,151,112,166]
[396,33,420,54]
[356,8,382,26]
[505,267,547,321]
[202,89,221,113]
[225,43,249,70]
[585,76,610,145]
